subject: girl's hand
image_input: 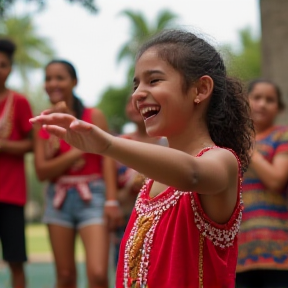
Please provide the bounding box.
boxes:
[30,113,113,155]
[104,203,124,231]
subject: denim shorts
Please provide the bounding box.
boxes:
[43,179,105,229]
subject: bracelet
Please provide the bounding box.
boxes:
[104,200,119,207]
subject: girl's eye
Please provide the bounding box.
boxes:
[251,94,261,101]
[133,85,138,92]
[151,79,160,84]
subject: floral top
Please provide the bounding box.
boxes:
[116,147,243,288]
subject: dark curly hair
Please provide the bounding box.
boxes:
[0,38,16,63]
[136,29,254,171]
[45,59,84,119]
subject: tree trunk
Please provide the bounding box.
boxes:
[260,0,288,124]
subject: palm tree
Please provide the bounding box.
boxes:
[117,9,178,80]
[0,14,54,93]
[221,27,261,82]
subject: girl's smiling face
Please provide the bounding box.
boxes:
[248,82,280,129]
[45,63,77,104]
[132,48,195,138]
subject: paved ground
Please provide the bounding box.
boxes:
[0,259,116,288]
[0,262,87,288]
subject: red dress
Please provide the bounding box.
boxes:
[115,147,243,288]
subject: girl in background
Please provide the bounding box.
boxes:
[0,38,33,288]
[30,29,254,288]
[236,79,288,288]
[34,60,121,288]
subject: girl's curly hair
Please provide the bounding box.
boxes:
[137,29,254,171]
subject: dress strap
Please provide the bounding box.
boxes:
[195,146,219,157]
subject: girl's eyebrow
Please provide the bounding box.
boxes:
[133,70,165,83]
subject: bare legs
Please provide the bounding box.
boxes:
[79,224,109,288]
[48,223,109,288]
[8,262,26,288]
[48,225,77,288]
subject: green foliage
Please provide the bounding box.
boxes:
[117,9,178,66]
[0,0,98,16]
[97,85,131,134]
[0,14,55,93]
[221,27,261,83]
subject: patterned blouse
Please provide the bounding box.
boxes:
[237,126,288,272]
[116,147,243,288]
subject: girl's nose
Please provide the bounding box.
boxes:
[132,89,148,111]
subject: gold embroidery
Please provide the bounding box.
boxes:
[129,215,154,280]
[199,233,204,288]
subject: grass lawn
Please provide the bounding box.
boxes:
[26,224,85,261]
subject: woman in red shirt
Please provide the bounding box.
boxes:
[34,60,122,288]
[0,38,33,288]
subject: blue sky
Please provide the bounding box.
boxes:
[9,0,260,106]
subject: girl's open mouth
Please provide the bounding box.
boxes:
[140,106,160,120]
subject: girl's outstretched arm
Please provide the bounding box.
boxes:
[30,113,238,196]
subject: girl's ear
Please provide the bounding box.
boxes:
[195,75,214,103]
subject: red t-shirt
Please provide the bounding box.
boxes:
[116,147,243,288]
[0,91,33,206]
[38,107,103,180]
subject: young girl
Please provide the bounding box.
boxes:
[34,60,122,288]
[0,38,33,288]
[236,79,288,288]
[31,30,254,288]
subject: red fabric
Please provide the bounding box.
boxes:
[39,108,103,180]
[0,92,33,206]
[116,147,241,288]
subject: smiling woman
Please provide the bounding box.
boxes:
[33,59,122,288]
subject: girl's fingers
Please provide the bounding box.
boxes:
[43,125,67,138]
[40,108,54,115]
[30,113,75,129]
[70,119,93,132]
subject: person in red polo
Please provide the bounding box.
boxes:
[0,38,33,288]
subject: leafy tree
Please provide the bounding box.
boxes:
[0,0,98,16]
[0,14,54,93]
[117,9,178,80]
[221,26,261,83]
[98,9,179,133]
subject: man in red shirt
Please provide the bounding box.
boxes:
[0,38,33,288]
